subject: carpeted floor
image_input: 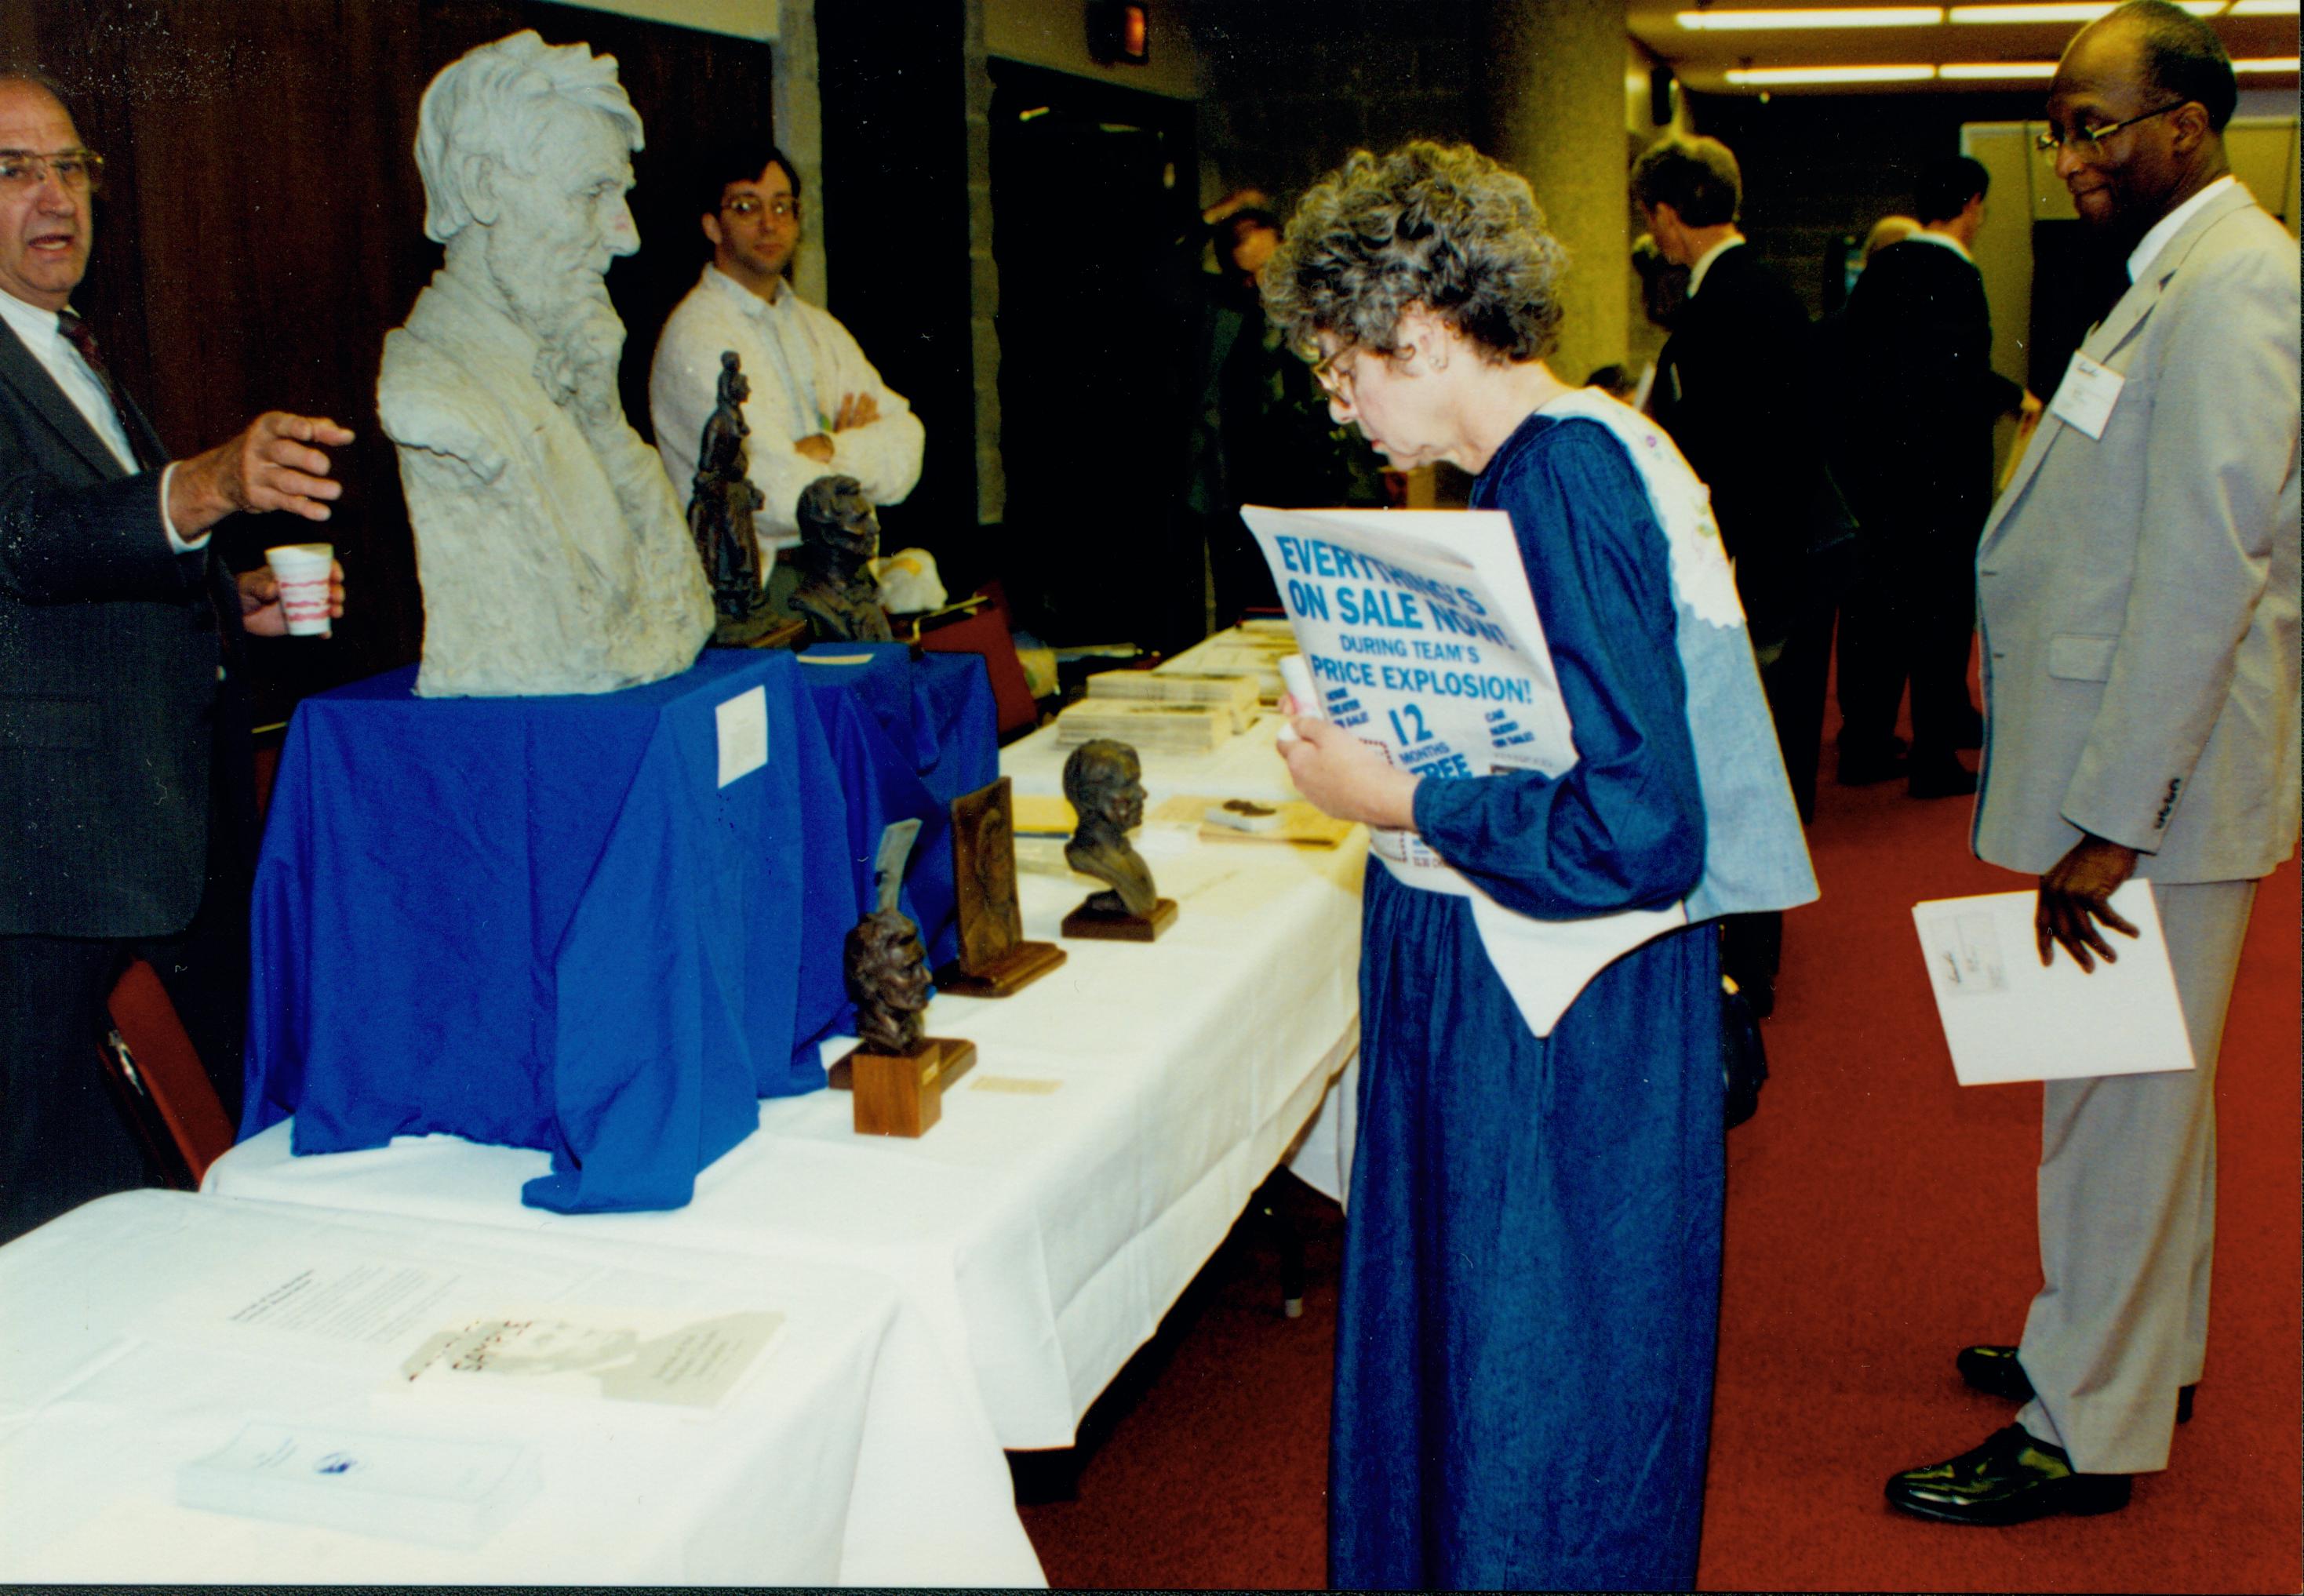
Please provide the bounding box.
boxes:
[1014,716,2301,1592]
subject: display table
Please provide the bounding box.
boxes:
[0,1191,1041,1585]
[242,649,864,1214]
[209,831,1364,1449]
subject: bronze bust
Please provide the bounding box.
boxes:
[844,907,931,1055]
[1062,738,1158,920]
[790,474,894,645]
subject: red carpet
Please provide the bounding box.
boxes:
[1017,707,2301,1591]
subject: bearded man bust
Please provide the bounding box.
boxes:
[378,31,711,696]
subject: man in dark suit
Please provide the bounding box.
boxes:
[1836,155,2040,798]
[1634,133,1837,1016]
[0,72,351,1243]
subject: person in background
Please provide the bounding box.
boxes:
[650,141,923,612]
[0,71,349,1243]
[1835,157,2040,796]
[1634,132,1836,1017]
[1262,140,1812,1590]
[1887,0,2298,1525]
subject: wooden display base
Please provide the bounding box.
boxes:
[934,939,1067,998]
[828,1036,977,1137]
[1060,897,1178,943]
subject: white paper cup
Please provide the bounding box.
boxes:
[264,543,334,637]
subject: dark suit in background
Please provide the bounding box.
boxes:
[1836,234,2024,786]
[1651,241,1838,1003]
[0,318,256,1242]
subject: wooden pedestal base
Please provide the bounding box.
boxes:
[828,1036,977,1137]
[934,939,1067,997]
[1060,897,1178,942]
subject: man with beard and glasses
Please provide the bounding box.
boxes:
[379,31,710,698]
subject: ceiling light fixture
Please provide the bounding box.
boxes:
[2226,0,2298,15]
[1677,7,1943,29]
[1938,60,2060,75]
[2233,54,2302,68]
[1724,63,1941,82]
[1948,1,2226,16]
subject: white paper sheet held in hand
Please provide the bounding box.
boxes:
[1243,504,1686,1036]
[1912,881,2193,1086]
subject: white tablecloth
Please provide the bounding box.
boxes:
[0,1191,1040,1585]
[209,834,1364,1449]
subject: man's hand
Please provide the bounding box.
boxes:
[1277,715,1418,830]
[170,413,355,536]
[2035,832,2142,973]
[237,559,347,638]
[831,391,879,432]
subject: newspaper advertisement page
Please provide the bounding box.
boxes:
[1240,504,1577,885]
[1242,504,1687,1034]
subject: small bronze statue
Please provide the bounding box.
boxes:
[1059,738,1176,941]
[685,351,781,645]
[831,818,974,1135]
[845,907,931,1055]
[790,474,894,645]
[936,777,1066,997]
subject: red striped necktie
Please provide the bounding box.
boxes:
[56,307,157,471]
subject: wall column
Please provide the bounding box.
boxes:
[1480,0,1630,388]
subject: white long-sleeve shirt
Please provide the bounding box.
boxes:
[649,265,924,556]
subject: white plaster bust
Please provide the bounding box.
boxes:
[378,31,711,697]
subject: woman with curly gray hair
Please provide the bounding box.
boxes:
[1263,142,1811,1589]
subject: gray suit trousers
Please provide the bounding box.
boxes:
[2015,877,2256,1474]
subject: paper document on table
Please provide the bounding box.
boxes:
[390,1306,782,1411]
[1912,881,2193,1086]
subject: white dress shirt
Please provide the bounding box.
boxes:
[1686,233,1745,298]
[2128,174,2237,282]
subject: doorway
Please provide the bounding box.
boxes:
[988,59,1200,653]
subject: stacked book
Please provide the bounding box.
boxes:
[1155,623,1301,704]
[1053,699,1233,754]
[1083,668,1261,733]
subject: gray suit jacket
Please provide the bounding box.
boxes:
[1973,182,2301,883]
[0,313,244,938]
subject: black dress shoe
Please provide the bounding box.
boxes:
[1886,1425,2131,1525]
[1906,759,1978,798]
[1958,1343,2195,1423]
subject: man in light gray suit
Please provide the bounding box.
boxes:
[1887,1,2299,1525]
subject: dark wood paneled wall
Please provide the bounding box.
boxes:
[2,0,774,725]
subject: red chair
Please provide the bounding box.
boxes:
[918,586,1042,740]
[97,959,236,1187]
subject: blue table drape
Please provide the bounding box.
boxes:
[796,645,999,974]
[241,650,855,1213]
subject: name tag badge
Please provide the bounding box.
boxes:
[2049,351,2124,442]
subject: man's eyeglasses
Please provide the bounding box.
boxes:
[2035,103,2188,155]
[0,149,104,193]
[723,195,799,220]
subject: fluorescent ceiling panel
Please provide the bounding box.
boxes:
[1948,1,2226,14]
[1939,60,2060,75]
[1676,8,1943,28]
[2227,0,2298,14]
[2234,54,2302,67]
[1725,62,1940,80]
